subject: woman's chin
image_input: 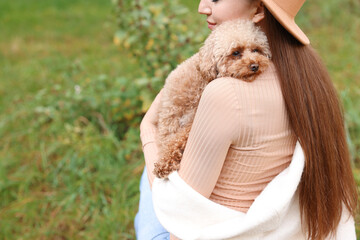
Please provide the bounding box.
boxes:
[208,23,216,30]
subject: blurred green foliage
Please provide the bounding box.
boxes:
[113,0,207,108]
[0,0,144,238]
[0,0,359,239]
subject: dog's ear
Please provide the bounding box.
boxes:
[263,45,272,59]
[198,36,218,80]
[258,34,272,59]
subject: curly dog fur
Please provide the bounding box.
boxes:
[154,19,272,178]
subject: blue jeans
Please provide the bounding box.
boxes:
[134,167,170,240]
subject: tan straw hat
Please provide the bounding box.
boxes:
[262,0,310,45]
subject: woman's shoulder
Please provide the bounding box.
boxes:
[200,77,239,110]
[203,62,282,112]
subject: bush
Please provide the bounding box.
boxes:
[113,0,207,106]
[0,71,146,237]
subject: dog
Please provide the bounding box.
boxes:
[153,19,272,178]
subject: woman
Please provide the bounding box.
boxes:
[135,0,358,239]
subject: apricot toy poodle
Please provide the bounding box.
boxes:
[154,19,272,178]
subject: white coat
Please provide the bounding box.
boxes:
[152,141,356,240]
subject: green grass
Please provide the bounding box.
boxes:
[0,0,141,239]
[0,0,359,239]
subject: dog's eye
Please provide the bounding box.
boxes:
[232,51,241,56]
[252,49,259,53]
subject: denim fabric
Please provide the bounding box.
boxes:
[134,167,170,240]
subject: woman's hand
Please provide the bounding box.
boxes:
[140,88,164,131]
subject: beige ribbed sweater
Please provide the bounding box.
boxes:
[140,62,297,213]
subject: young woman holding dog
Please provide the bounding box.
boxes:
[135,0,358,239]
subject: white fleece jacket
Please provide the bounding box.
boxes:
[152,141,356,240]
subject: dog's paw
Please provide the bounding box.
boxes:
[153,160,180,179]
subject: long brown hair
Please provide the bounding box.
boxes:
[258,7,358,240]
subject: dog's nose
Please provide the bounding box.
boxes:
[250,64,259,72]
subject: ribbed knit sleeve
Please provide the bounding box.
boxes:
[178,78,240,198]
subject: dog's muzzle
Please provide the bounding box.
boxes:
[250,63,259,72]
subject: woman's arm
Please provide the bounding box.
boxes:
[141,78,239,239]
[141,77,239,195]
[140,88,164,187]
[178,78,239,198]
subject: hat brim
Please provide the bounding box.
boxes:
[262,0,310,45]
